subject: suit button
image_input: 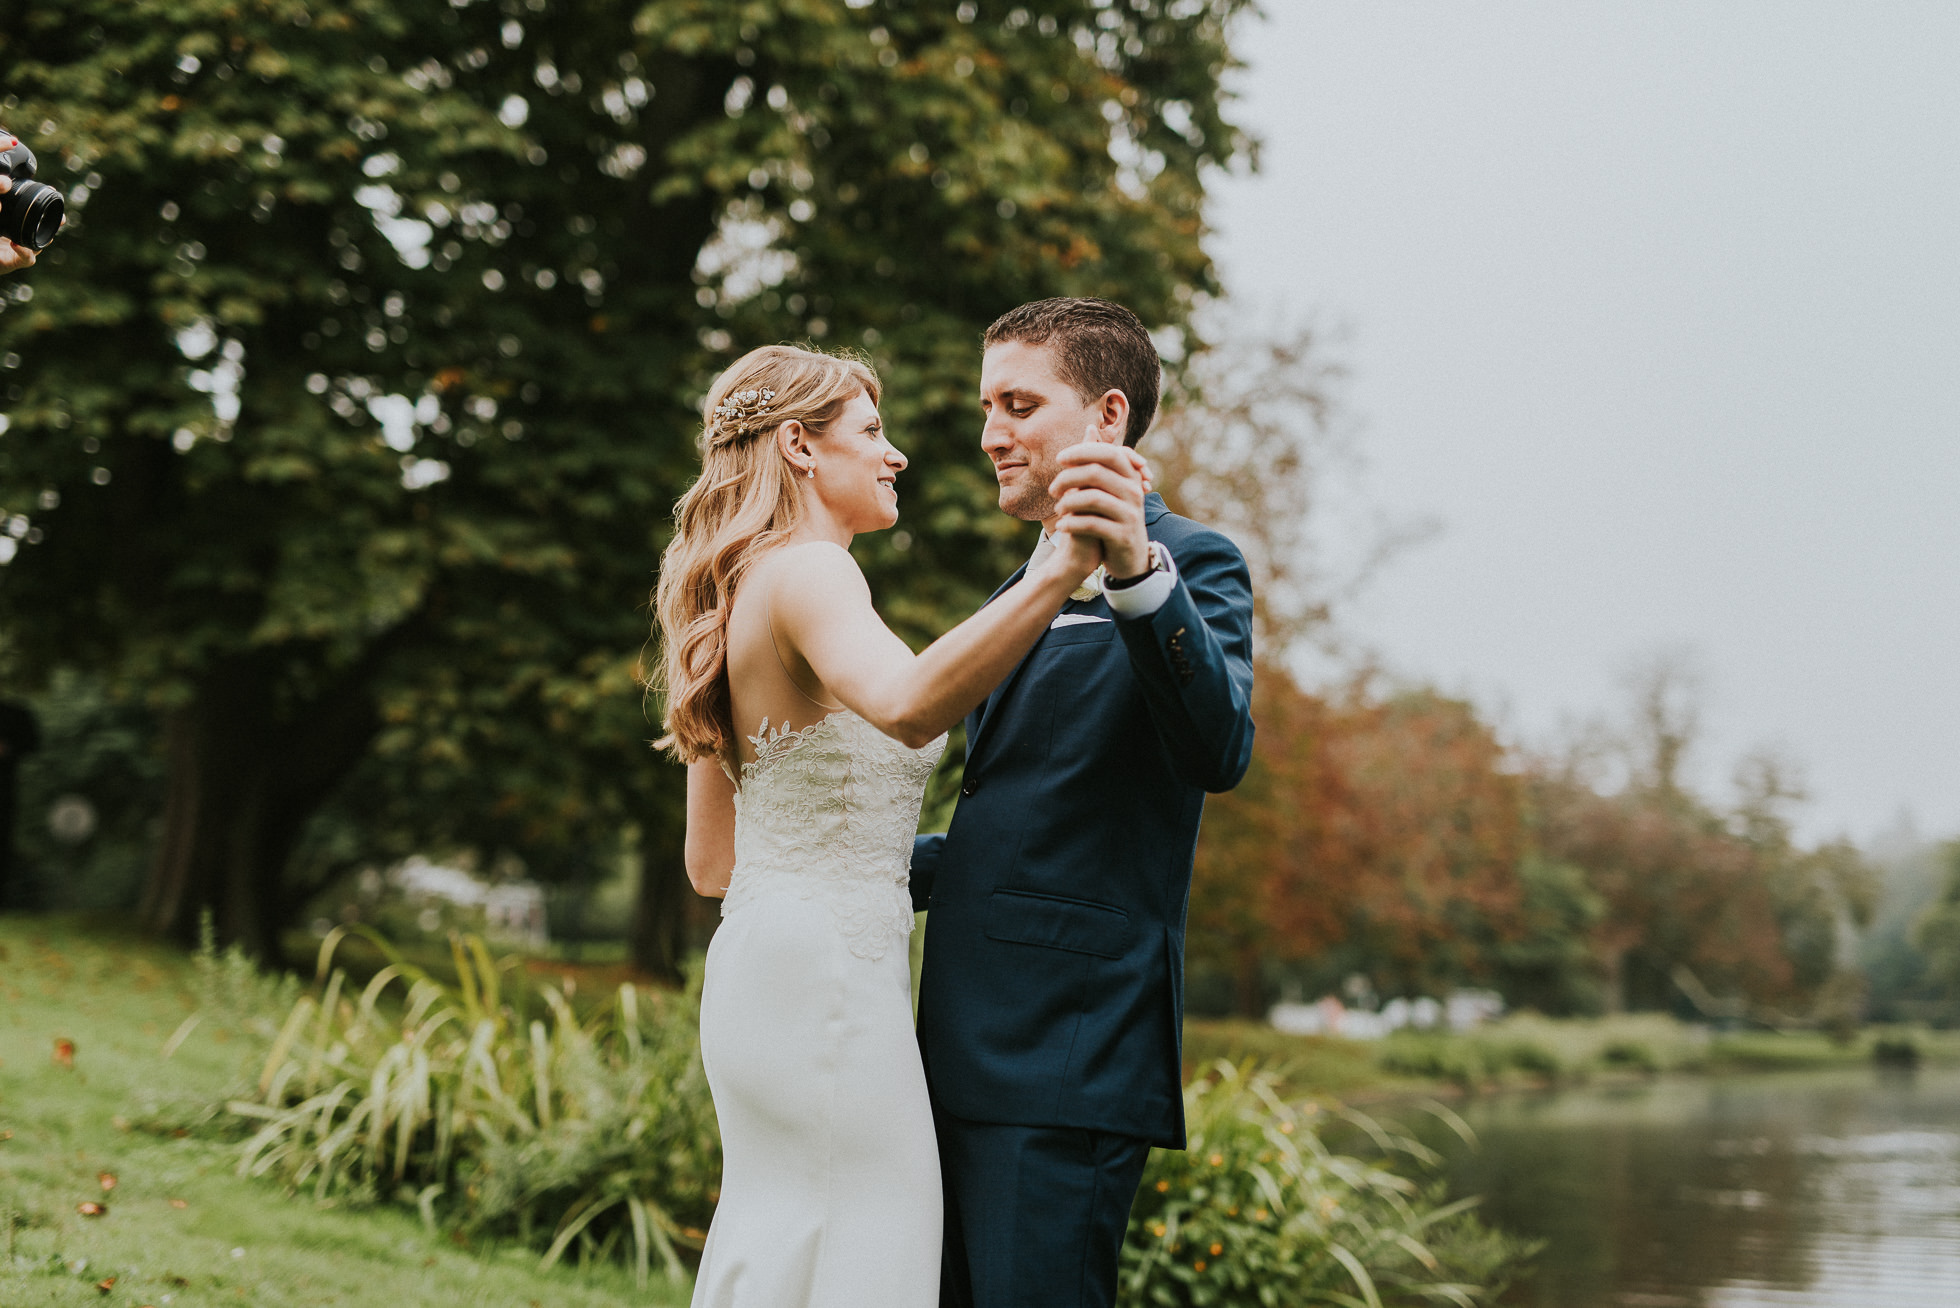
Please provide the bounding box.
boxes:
[961,779,978,797]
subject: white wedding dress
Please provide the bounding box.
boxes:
[691,709,947,1308]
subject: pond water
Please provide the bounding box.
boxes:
[1429,1067,1960,1308]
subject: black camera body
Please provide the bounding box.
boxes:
[0,130,64,251]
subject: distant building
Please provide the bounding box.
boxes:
[1269,988,1501,1040]
[388,854,549,948]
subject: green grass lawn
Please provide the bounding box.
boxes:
[0,917,691,1308]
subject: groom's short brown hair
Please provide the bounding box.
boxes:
[983,298,1161,447]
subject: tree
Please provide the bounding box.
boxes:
[1910,843,1960,1014]
[1529,672,1875,1020]
[0,0,1254,962]
[1188,675,1529,1015]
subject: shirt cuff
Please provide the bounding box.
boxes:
[1102,543,1177,618]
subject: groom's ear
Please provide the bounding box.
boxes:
[1094,389,1131,444]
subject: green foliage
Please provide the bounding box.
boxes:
[7,668,164,911]
[190,906,301,1032]
[1910,842,1960,1014]
[1489,856,1606,1018]
[0,917,688,1307]
[224,929,716,1286]
[0,0,1255,948]
[1121,1062,1534,1307]
[1376,1014,1710,1091]
[199,930,1531,1297]
[1859,834,1951,1021]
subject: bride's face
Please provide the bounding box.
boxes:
[799,390,907,532]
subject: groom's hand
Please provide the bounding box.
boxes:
[1050,438,1151,580]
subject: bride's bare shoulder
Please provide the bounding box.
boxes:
[755,540,866,594]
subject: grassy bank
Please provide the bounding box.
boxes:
[5,920,1535,1307]
[0,917,688,1308]
[1185,1010,1960,1099]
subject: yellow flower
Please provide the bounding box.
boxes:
[1209,1243,1223,1256]
[1156,1179,1170,1193]
[1194,1260,1208,1272]
[1208,1153,1223,1167]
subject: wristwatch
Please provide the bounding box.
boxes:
[1105,540,1170,590]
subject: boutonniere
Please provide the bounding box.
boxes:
[1070,566,1105,604]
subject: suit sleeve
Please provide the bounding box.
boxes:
[1113,528,1256,793]
[909,833,944,912]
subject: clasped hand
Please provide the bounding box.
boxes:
[1041,431,1153,585]
[0,179,34,274]
[0,178,35,275]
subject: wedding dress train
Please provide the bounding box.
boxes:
[691,710,946,1308]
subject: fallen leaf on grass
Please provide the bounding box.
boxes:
[95,1276,116,1293]
[77,1201,107,1217]
[53,1038,76,1068]
[98,1172,116,1191]
[169,1198,188,1209]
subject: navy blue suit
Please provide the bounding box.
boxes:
[911,493,1255,1307]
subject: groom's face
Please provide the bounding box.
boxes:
[979,339,1103,524]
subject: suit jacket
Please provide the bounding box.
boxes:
[910,493,1255,1148]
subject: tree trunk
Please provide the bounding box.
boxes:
[1233,942,1266,1018]
[628,807,691,986]
[138,655,379,960]
[1600,942,1628,1015]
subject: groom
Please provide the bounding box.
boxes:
[911,298,1255,1308]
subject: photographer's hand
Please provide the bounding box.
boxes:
[0,178,36,275]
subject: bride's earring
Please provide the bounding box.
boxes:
[806,463,815,478]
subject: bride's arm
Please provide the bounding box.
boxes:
[685,760,738,898]
[768,538,1093,749]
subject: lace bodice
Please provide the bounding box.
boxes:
[722,710,946,960]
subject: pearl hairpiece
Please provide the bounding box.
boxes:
[710,387,777,441]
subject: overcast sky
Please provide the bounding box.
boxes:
[1208,2,1960,844]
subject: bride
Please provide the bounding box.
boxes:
[653,343,1135,1307]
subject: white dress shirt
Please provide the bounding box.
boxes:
[1030,532,1177,618]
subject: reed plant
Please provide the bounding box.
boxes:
[223,928,718,1287]
[200,929,1530,1300]
[1122,1062,1535,1307]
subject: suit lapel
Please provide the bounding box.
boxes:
[967,562,1029,756]
[964,495,1169,768]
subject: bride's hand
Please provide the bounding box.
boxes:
[1042,524,1104,585]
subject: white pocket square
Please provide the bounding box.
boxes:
[1050,614,1111,629]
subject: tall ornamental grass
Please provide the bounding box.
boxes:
[224,929,718,1286]
[1122,1063,1536,1307]
[199,932,1531,1301]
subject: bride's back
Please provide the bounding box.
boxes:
[723,544,843,768]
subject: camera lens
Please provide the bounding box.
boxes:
[3,180,62,250]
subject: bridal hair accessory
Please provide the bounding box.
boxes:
[708,387,777,445]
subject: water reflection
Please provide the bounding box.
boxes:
[1426,1068,1960,1307]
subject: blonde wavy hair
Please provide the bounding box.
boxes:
[652,344,881,765]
